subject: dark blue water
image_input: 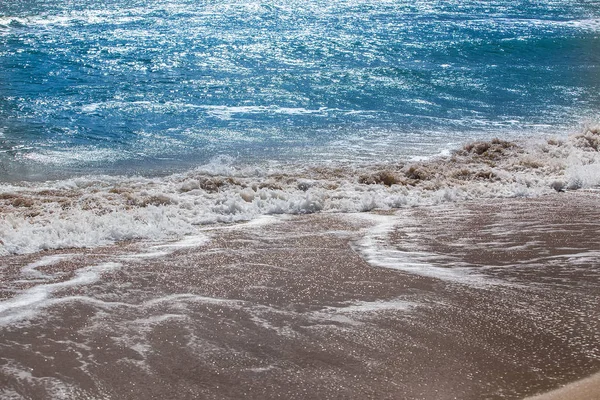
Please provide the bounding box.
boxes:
[1,0,599,180]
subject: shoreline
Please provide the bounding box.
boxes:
[1,192,599,399]
[523,372,600,400]
[3,128,600,258]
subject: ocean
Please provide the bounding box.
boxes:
[2,1,600,398]
[1,0,600,255]
[1,0,599,178]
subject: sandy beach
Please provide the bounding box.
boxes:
[524,372,600,400]
[1,191,599,399]
[2,0,600,398]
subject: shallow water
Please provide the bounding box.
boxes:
[0,194,599,399]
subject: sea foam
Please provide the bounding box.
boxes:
[0,262,121,325]
[1,127,599,257]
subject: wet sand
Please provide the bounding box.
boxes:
[1,192,599,399]
[524,372,600,400]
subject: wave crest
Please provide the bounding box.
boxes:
[1,127,599,256]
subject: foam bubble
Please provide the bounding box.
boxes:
[1,126,599,256]
[352,213,500,286]
[19,254,74,279]
[322,299,415,314]
[0,262,121,325]
[120,234,209,260]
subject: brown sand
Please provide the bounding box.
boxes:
[524,372,600,400]
[0,192,599,399]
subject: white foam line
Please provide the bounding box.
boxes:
[142,293,241,307]
[197,215,285,232]
[120,234,210,260]
[352,213,496,286]
[324,299,415,314]
[200,105,343,118]
[9,293,243,316]
[119,250,171,260]
[547,251,600,259]
[150,234,209,250]
[0,262,121,325]
[45,295,133,309]
[21,254,75,278]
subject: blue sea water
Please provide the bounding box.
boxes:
[1,0,599,180]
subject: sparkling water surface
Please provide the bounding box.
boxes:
[1,0,599,180]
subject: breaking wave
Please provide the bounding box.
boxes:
[1,125,599,256]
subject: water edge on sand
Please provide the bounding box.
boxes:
[1,191,599,399]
